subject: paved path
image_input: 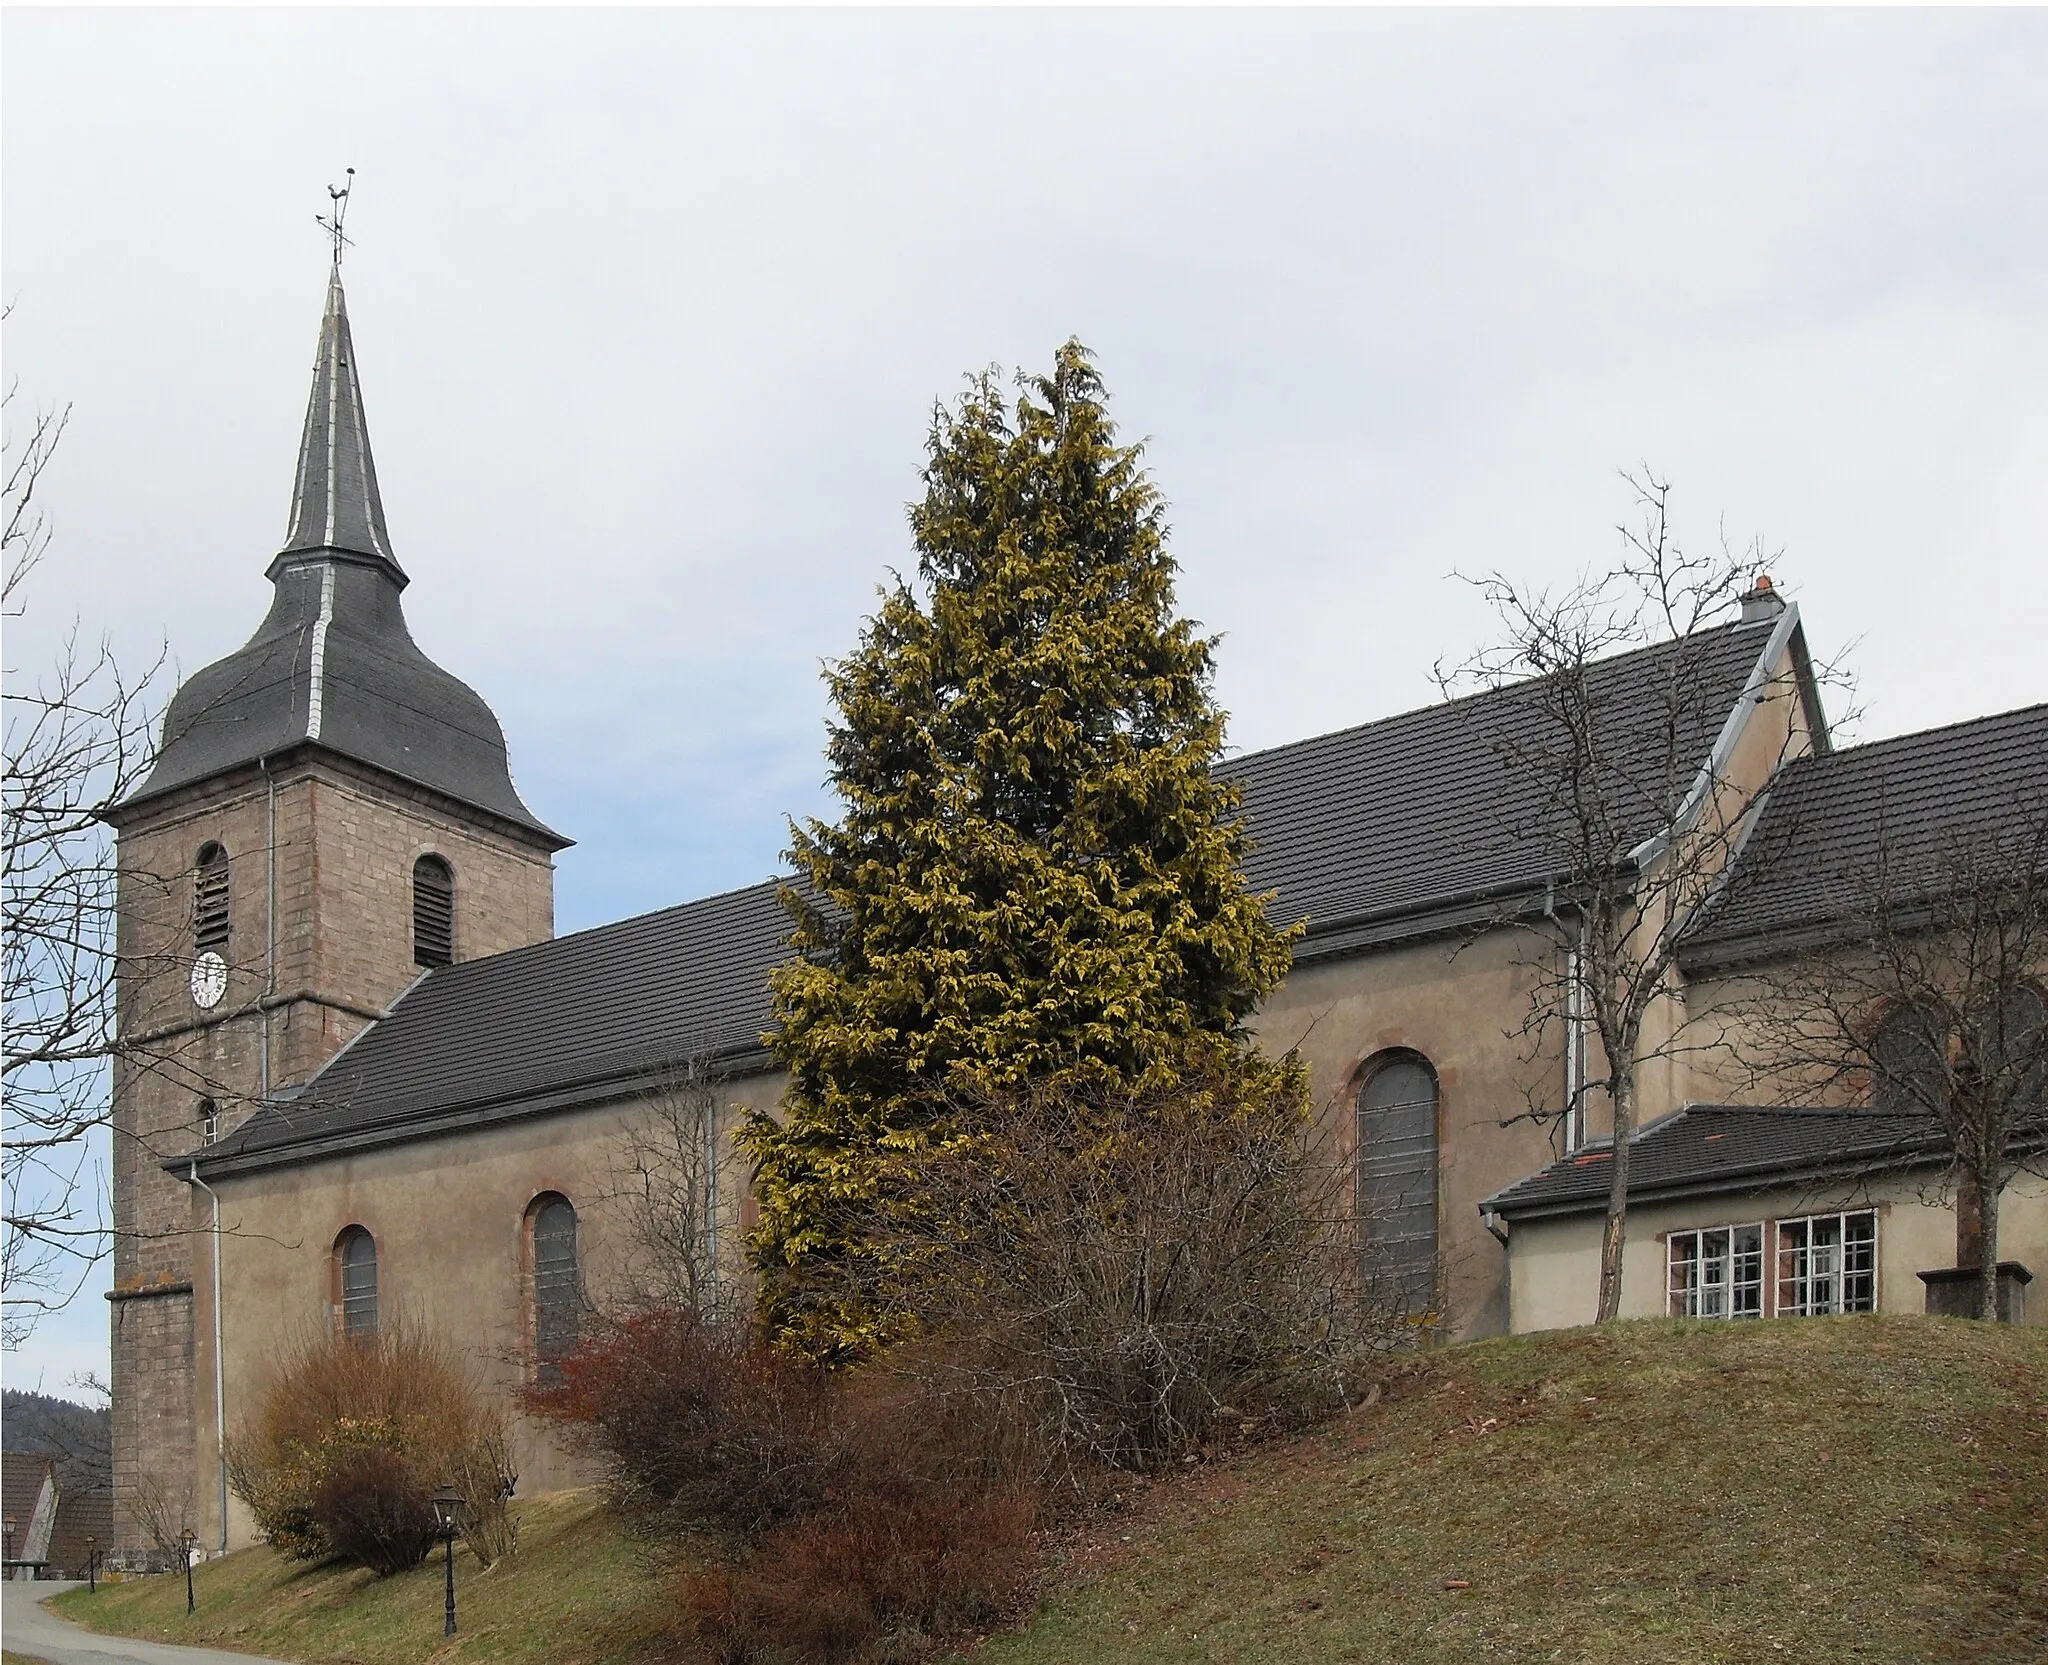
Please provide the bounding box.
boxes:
[2,1582,297,1665]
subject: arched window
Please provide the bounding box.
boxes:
[412,855,454,968]
[1357,1054,1439,1311]
[530,1195,579,1385]
[335,1227,378,1338]
[1872,1002,1947,1112]
[197,1098,219,1147]
[194,843,231,954]
[1973,984,2047,1104]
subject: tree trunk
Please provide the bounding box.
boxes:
[1595,1073,1634,1323]
[1954,1163,1983,1271]
[1976,1172,2001,1323]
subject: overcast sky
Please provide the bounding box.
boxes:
[5,8,2044,1389]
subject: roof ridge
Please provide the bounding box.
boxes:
[1221,618,1768,774]
[1807,701,2048,766]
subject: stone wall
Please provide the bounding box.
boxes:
[108,752,556,1553]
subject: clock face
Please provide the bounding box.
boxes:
[190,951,229,1011]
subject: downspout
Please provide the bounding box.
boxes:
[188,1162,229,1553]
[258,756,277,1100]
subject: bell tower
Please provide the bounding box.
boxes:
[101,258,570,1555]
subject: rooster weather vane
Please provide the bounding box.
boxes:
[316,169,357,270]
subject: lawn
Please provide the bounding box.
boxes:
[49,1488,672,1665]
[977,1316,2048,1664]
[46,1317,2048,1665]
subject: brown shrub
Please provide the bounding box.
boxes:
[524,1305,844,1543]
[226,1317,517,1573]
[675,1486,1037,1665]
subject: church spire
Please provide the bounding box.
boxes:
[276,264,404,582]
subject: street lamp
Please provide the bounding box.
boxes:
[181,1526,197,1615]
[85,1533,97,1593]
[430,1485,465,1637]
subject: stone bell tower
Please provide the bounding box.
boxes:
[100,260,571,1555]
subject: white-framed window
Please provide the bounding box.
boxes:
[1669,1223,1764,1319]
[1776,1210,1877,1317]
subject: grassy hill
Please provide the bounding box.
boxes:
[46,1316,2048,1664]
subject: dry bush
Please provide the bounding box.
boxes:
[524,1305,843,1543]
[676,1486,1036,1665]
[870,1055,1414,1479]
[226,1317,516,1573]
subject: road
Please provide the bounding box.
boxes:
[2,1582,297,1665]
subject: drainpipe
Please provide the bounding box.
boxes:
[258,756,277,1099]
[188,1162,229,1553]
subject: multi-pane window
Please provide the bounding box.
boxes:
[412,855,454,968]
[1668,1224,1764,1319]
[337,1228,378,1338]
[198,1098,220,1147]
[194,843,231,953]
[1777,1211,1877,1317]
[531,1196,579,1385]
[1358,1056,1439,1311]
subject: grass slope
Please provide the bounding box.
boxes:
[982,1316,2047,1665]
[49,1489,668,1665]
[45,1318,2047,1665]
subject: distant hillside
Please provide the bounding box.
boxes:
[2,1388,111,1495]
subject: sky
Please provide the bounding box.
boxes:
[4,8,2045,1390]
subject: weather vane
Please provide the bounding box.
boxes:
[316,168,357,270]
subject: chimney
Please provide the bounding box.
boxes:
[1740,574,1785,623]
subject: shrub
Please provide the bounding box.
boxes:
[873,1053,1414,1476]
[226,1319,516,1573]
[525,1306,843,1543]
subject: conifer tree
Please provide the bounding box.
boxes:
[743,342,1299,1358]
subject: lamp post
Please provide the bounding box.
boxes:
[181,1526,197,1615]
[85,1533,97,1593]
[430,1485,465,1637]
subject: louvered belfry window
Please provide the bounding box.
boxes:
[412,855,454,968]
[194,843,231,953]
[531,1196,579,1386]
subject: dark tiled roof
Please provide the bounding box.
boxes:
[46,1487,116,1578]
[1,1450,55,1542]
[191,620,1790,1177]
[111,274,564,847]
[1482,1105,1959,1220]
[194,880,791,1175]
[1234,618,1786,958]
[1681,704,2048,967]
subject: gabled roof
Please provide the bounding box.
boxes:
[109,272,565,847]
[188,617,1799,1179]
[1680,704,2048,971]
[1481,1104,1963,1221]
[189,880,789,1177]
[1235,615,1793,957]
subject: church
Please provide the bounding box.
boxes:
[102,268,2048,1558]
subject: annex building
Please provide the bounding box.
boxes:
[103,271,2048,1557]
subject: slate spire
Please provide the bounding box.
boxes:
[278,266,404,582]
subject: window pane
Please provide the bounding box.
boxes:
[533,1199,579,1382]
[1359,1060,1438,1311]
[340,1232,377,1337]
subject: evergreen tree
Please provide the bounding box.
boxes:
[743,342,1299,1358]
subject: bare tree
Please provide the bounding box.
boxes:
[3,349,169,1344]
[1731,801,2048,1321]
[1437,470,1840,1322]
[597,1062,740,1318]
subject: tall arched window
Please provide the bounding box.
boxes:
[1973,984,2047,1104]
[412,855,454,968]
[1872,1001,1947,1112]
[335,1227,378,1338]
[530,1195,579,1385]
[194,842,231,954]
[1357,1053,1439,1311]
